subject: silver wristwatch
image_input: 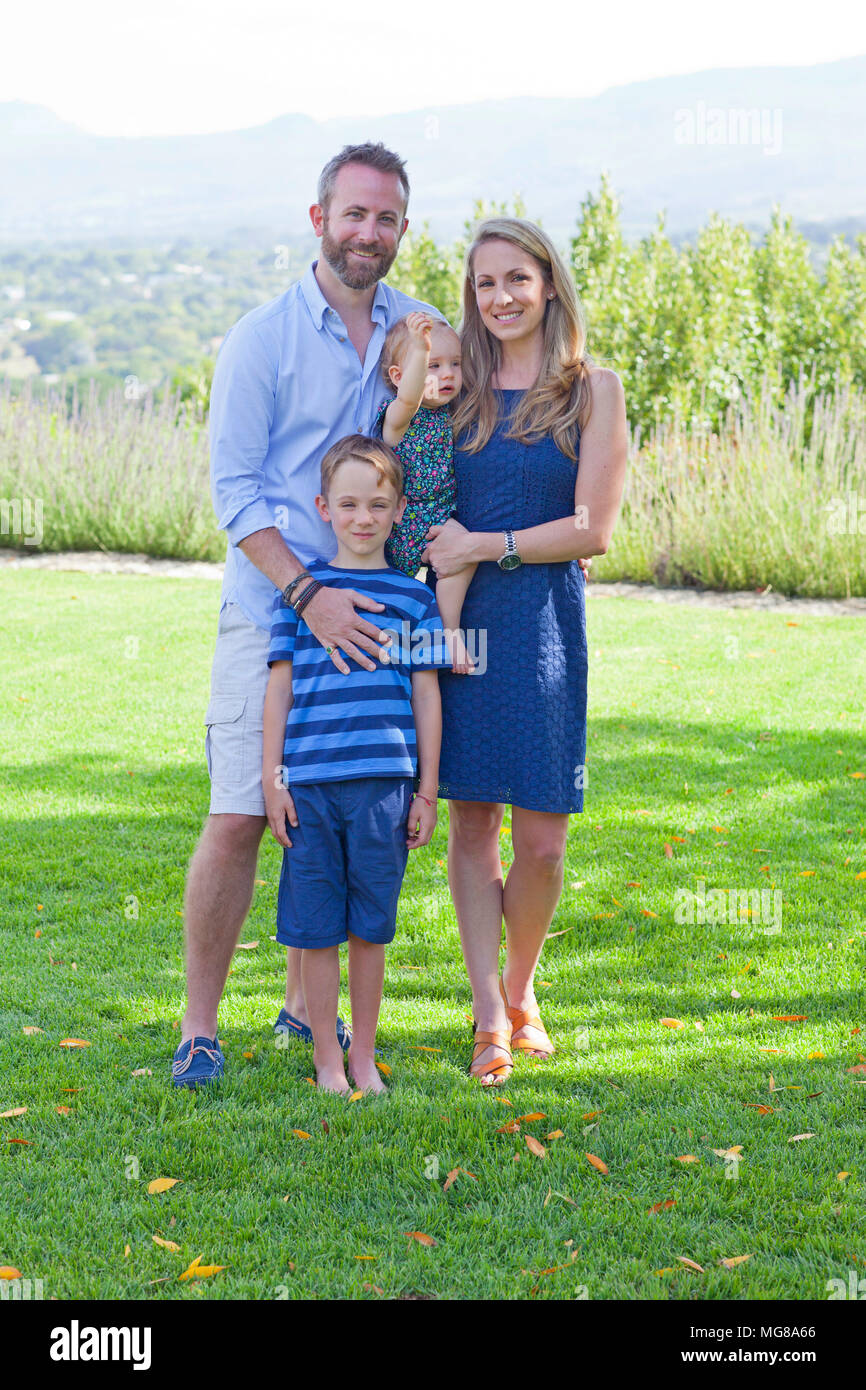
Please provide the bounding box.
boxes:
[497,528,522,571]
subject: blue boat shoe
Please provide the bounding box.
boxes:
[171,1034,224,1088]
[273,1008,352,1052]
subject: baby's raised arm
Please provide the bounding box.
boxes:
[382,312,434,447]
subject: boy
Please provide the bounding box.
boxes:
[262,434,452,1094]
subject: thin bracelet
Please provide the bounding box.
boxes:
[283,571,312,604]
[293,580,321,616]
[412,793,434,807]
[293,579,321,616]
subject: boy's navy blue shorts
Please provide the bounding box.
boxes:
[276,776,415,949]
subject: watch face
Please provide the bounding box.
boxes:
[499,553,522,570]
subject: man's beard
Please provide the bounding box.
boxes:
[320,221,398,290]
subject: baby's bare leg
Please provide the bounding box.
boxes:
[435,566,477,673]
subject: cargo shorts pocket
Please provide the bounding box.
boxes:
[203,695,248,785]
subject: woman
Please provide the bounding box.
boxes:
[423,218,628,1085]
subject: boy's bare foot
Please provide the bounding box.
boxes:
[314,1052,351,1094]
[347,1049,387,1095]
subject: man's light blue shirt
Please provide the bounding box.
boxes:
[209,260,446,631]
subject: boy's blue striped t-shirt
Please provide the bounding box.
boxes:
[267,558,453,785]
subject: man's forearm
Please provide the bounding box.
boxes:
[238,527,309,593]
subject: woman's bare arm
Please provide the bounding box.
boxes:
[423,369,628,572]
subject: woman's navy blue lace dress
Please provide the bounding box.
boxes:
[436,390,588,814]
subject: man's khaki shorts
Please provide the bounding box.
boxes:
[204,601,271,816]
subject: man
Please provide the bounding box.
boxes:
[172,142,445,1087]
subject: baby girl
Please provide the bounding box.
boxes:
[374,312,475,672]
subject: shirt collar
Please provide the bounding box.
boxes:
[301,259,391,330]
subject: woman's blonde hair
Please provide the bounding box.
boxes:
[451,217,592,461]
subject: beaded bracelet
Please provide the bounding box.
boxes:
[293,579,322,616]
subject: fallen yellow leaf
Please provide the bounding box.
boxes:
[676,1255,706,1273]
[406,1231,437,1246]
[660,1018,685,1029]
[58,1038,90,1048]
[720,1254,752,1269]
[0,1107,27,1119]
[292,1129,311,1139]
[147,1177,181,1194]
[152,1236,180,1252]
[585,1153,608,1174]
[178,1255,225,1281]
[22,1026,43,1036]
[674,1155,700,1164]
[525,1134,547,1158]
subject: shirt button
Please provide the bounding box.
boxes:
[339,336,345,342]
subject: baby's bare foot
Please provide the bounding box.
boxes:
[447,632,476,675]
[314,1054,351,1094]
[348,1050,387,1095]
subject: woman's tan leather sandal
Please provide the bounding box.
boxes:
[469,1030,513,1085]
[500,978,555,1057]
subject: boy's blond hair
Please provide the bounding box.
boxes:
[320,433,404,498]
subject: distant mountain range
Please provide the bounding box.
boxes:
[3,54,864,245]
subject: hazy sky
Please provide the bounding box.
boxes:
[4,0,866,136]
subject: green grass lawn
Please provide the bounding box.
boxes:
[1,571,864,1301]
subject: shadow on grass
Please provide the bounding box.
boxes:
[3,717,863,1085]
